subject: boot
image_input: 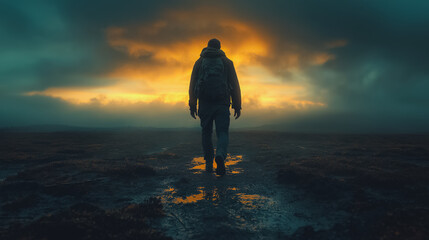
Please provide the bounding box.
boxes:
[205,158,213,173]
[215,156,226,175]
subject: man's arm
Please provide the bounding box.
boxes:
[228,60,241,111]
[189,59,201,116]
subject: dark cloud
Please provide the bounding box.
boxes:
[0,1,136,92]
[0,2,35,40]
[1,0,428,132]
[225,0,429,131]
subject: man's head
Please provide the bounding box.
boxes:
[208,38,221,49]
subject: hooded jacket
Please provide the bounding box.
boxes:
[188,47,242,111]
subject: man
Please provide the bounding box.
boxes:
[188,38,241,175]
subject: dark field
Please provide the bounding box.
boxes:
[1,130,429,239]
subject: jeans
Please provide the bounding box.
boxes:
[198,103,230,162]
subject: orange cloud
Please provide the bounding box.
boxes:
[310,53,335,65]
[27,7,328,112]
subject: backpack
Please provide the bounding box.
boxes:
[195,57,229,101]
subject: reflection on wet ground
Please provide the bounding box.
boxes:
[163,185,271,209]
[237,193,271,209]
[161,154,272,210]
[157,153,301,239]
[190,154,244,174]
[166,186,216,204]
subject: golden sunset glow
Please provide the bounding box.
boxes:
[3,1,426,132]
[26,8,329,111]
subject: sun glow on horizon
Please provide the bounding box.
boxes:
[26,8,331,111]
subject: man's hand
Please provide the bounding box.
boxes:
[234,109,241,119]
[190,109,198,119]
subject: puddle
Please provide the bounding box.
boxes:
[163,185,271,209]
[163,186,217,204]
[170,187,206,204]
[229,187,273,209]
[190,154,244,174]
[236,193,271,209]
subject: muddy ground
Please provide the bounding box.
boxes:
[0,130,428,239]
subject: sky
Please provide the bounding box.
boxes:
[1,0,429,133]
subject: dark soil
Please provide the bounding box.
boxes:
[1,198,170,240]
[1,130,428,239]
[276,134,429,240]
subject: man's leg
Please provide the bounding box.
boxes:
[199,105,214,171]
[214,105,230,175]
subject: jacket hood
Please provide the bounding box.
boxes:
[200,47,226,58]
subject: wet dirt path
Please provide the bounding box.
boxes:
[138,152,346,240]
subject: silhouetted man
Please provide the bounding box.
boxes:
[189,38,241,175]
